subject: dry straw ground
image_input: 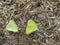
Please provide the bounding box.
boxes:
[0,0,60,45]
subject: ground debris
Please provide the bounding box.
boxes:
[0,0,60,45]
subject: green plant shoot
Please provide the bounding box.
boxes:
[6,20,18,32]
[25,19,38,35]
